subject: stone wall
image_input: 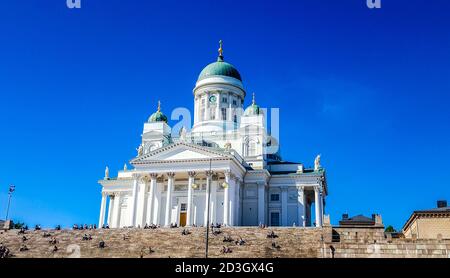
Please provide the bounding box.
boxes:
[1,227,449,258]
[403,217,450,239]
[327,227,450,258]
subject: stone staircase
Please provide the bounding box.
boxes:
[3,227,449,258]
[0,227,328,258]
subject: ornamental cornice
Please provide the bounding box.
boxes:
[131,142,232,163]
[132,157,231,166]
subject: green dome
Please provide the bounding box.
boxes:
[244,93,262,116]
[148,101,168,123]
[244,103,262,116]
[148,111,167,123]
[198,59,242,82]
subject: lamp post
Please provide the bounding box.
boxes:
[5,184,15,221]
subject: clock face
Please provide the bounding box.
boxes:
[209,95,217,103]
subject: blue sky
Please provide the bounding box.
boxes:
[0,0,449,230]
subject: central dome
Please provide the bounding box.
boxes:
[197,40,242,82]
[197,60,242,82]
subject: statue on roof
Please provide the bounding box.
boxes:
[104,166,109,180]
[224,142,232,151]
[136,144,143,157]
[179,126,187,142]
[314,154,321,171]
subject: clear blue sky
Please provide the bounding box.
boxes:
[0,0,449,230]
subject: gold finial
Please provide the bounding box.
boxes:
[218,40,223,58]
[157,100,161,112]
[252,92,256,105]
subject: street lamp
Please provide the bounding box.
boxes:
[5,184,15,221]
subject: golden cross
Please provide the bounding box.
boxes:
[218,40,223,57]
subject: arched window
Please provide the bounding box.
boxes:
[248,141,256,156]
[243,137,258,157]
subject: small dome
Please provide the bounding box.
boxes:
[197,40,242,82]
[148,101,168,123]
[244,93,263,116]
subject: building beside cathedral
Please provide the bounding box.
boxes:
[98,42,328,228]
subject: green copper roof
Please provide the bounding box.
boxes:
[198,41,242,82]
[148,101,168,123]
[198,59,242,82]
[148,111,168,123]
[244,93,262,116]
[244,103,262,116]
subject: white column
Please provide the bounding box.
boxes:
[153,182,161,225]
[164,172,175,226]
[229,177,237,226]
[210,178,217,224]
[146,173,158,225]
[130,175,139,227]
[314,187,322,227]
[98,192,107,228]
[228,93,233,121]
[187,171,195,226]
[194,97,198,124]
[257,182,266,225]
[136,177,148,227]
[204,171,213,227]
[107,195,114,226]
[215,93,220,120]
[223,171,230,226]
[205,93,210,120]
[112,193,121,228]
[238,182,243,226]
[281,188,288,226]
[297,187,305,227]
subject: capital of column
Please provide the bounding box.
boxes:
[187,171,196,177]
[167,172,176,178]
[140,175,151,183]
[101,191,107,197]
[205,170,214,177]
[150,173,158,179]
[233,177,241,184]
[132,173,141,180]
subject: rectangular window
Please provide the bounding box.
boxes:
[233,115,237,123]
[270,212,280,227]
[222,97,227,103]
[270,194,280,202]
[180,203,187,212]
[232,100,237,105]
[221,108,227,120]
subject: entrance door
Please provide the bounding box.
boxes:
[179,203,187,227]
[270,211,280,226]
[180,212,187,227]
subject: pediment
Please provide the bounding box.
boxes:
[131,142,229,163]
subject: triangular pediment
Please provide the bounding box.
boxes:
[131,142,229,163]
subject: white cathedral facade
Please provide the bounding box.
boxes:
[98,42,328,228]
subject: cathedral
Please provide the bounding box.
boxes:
[98,42,328,228]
